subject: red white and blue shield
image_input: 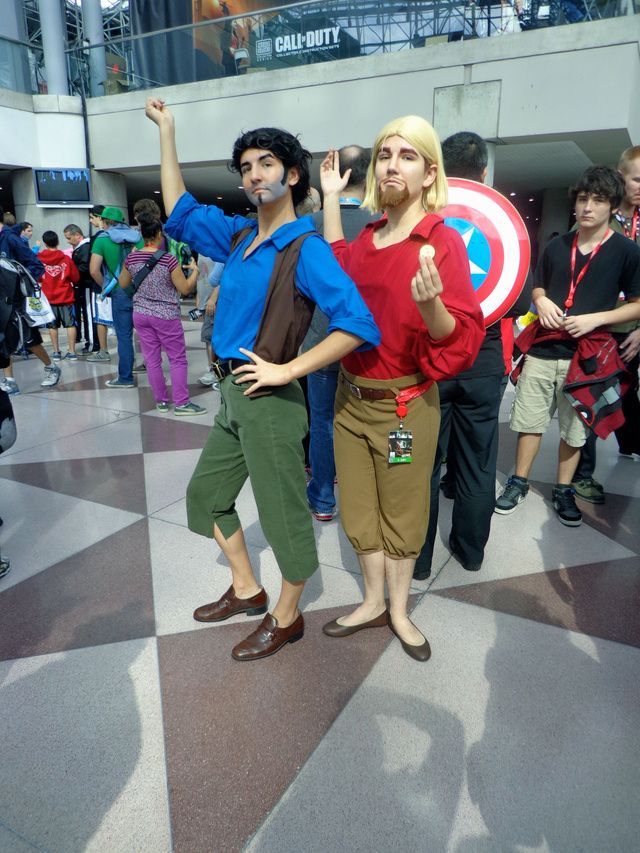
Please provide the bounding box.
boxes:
[441,179,531,327]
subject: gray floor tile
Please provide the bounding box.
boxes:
[0,639,171,853]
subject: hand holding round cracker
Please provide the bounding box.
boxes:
[411,244,443,305]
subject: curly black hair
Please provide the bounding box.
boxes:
[229,127,311,207]
[569,166,624,211]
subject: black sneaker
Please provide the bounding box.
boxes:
[552,486,582,527]
[495,475,529,514]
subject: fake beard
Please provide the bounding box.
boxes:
[245,168,289,207]
[379,185,410,208]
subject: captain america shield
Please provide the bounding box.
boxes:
[442,179,531,327]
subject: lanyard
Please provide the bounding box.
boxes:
[565,229,610,312]
[339,197,362,207]
[621,209,639,242]
[395,380,433,423]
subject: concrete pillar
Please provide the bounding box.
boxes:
[539,187,571,248]
[81,0,107,97]
[39,0,69,96]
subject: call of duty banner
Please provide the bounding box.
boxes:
[129,0,359,88]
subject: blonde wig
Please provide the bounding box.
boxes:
[362,115,448,213]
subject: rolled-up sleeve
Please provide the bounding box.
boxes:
[412,231,485,381]
[164,192,254,263]
[296,235,380,348]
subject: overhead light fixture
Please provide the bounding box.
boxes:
[153,190,160,194]
[510,192,516,197]
[528,197,534,202]
[216,196,223,200]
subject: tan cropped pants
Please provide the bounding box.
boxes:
[334,370,440,559]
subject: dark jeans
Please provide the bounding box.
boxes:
[111,286,134,383]
[416,373,503,574]
[306,369,339,513]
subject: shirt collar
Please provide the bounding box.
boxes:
[365,212,443,239]
[269,215,315,250]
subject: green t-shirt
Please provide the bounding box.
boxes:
[92,235,129,280]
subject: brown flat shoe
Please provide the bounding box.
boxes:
[231,612,304,661]
[389,617,431,662]
[322,610,389,637]
[193,585,267,623]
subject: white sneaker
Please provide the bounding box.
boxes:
[41,365,62,387]
[0,378,20,395]
[198,368,216,386]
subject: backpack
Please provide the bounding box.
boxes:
[0,256,39,359]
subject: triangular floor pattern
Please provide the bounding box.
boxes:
[158,605,394,853]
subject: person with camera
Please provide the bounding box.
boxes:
[117,211,205,415]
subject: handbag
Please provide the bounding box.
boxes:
[24,288,55,327]
[93,291,114,326]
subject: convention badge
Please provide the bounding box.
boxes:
[419,244,436,262]
[441,179,531,327]
[388,430,413,464]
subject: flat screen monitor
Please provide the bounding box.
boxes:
[33,168,92,208]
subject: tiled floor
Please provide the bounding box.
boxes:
[1,323,639,853]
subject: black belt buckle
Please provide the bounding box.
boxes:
[211,360,226,381]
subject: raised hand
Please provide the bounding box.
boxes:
[411,253,443,305]
[145,97,174,128]
[320,149,351,198]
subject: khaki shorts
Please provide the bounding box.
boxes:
[334,370,440,559]
[510,354,586,447]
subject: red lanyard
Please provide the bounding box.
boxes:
[621,209,638,242]
[395,380,433,420]
[565,229,610,312]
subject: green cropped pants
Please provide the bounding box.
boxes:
[186,375,318,583]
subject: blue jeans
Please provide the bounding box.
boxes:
[111,286,134,383]
[306,369,338,513]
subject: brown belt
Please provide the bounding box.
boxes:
[339,373,396,401]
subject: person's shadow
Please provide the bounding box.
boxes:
[0,609,150,852]
[464,587,640,852]
[249,686,465,853]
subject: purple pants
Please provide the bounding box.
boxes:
[133,312,189,407]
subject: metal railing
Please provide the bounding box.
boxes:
[3,0,635,98]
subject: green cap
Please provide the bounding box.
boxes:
[101,206,125,223]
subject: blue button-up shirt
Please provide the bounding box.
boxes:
[165,192,380,360]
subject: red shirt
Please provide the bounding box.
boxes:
[38,248,79,305]
[332,213,485,380]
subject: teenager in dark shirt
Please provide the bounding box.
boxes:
[495,166,640,527]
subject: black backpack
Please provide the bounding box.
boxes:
[0,256,39,359]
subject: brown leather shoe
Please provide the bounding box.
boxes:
[389,617,431,662]
[322,609,389,637]
[193,585,267,623]
[231,612,304,661]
